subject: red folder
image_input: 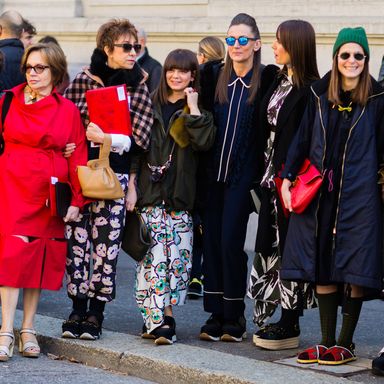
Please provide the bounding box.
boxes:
[86,84,132,135]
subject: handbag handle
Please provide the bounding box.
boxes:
[134,208,152,246]
[99,133,112,160]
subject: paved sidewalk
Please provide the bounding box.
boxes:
[11,310,366,384]
[10,249,380,383]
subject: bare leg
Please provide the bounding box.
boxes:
[0,287,19,351]
[21,288,41,353]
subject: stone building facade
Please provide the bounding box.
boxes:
[2,0,384,80]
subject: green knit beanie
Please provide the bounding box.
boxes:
[332,27,369,58]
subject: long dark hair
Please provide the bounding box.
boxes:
[328,48,371,106]
[153,49,200,106]
[277,20,319,88]
[215,13,261,104]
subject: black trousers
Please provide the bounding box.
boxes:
[202,179,251,319]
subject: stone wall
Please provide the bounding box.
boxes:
[2,0,384,79]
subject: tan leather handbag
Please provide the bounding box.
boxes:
[77,134,125,200]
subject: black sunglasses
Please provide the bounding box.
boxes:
[25,64,50,74]
[225,36,257,46]
[114,43,142,53]
[338,52,366,61]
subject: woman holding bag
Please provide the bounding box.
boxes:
[248,20,319,350]
[280,27,384,365]
[62,18,153,340]
[135,49,215,345]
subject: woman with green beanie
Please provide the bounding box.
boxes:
[279,26,384,365]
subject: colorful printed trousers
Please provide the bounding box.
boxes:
[135,207,193,333]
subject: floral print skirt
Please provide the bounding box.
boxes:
[247,191,316,326]
[135,206,193,333]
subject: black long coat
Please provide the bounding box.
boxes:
[281,73,384,290]
[256,71,314,255]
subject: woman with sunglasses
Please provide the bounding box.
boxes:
[279,27,384,365]
[199,13,276,342]
[0,43,87,361]
[134,49,215,344]
[62,19,153,340]
[248,20,319,351]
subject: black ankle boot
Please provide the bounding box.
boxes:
[62,311,86,339]
[152,316,176,345]
[80,311,104,340]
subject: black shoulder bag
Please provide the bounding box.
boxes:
[0,92,13,155]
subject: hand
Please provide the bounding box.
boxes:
[63,142,76,158]
[63,206,80,222]
[86,122,105,143]
[126,185,137,212]
[184,87,201,116]
[281,178,293,212]
[381,184,384,203]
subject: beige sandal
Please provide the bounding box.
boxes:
[19,329,40,358]
[0,331,15,362]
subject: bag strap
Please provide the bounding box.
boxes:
[0,92,13,155]
[98,133,112,160]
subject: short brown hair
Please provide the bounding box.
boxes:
[21,43,68,87]
[96,19,138,52]
[328,49,371,106]
[153,49,200,106]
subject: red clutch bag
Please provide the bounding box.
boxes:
[290,159,323,214]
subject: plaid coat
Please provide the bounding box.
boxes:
[64,68,153,151]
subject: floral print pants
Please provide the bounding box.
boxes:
[65,173,128,302]
[135,207,193,333]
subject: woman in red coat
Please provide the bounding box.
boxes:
[0,43,87,361]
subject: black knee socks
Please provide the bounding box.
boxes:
[71,297,88,316]
[337,297,362,348]
[317,292,339,347]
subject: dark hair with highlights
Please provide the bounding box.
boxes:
[96,19,138,53]
[276,20,319,88]
[153,49,200,106]
[215,13,261,104]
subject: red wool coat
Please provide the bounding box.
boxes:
[0,83,87,290]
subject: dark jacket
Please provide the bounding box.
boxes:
[256,70,314,255]
[280,72,384,290]
[0,38,24,92]
[137,105,215,211]
[137,47,162,93]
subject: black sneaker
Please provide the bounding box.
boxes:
[152,316,176,345]
[254,323,300,350]
[221,316,247,342]
[141,324,156,339]
[62,312,85,339]
[187,278,203,299]
[372,352,384,376]
[200,314,224,341]
[79,312,104,340]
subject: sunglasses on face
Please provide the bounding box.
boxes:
[338,52,366,61]
[25,64,50,74]
[225,36,257,46]
[113,43,142,53]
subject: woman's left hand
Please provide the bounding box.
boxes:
[126,185,137,212]
[184,87,201,116]
[64,206,80,222]
[86,122,105,143]
[63,142,76,158]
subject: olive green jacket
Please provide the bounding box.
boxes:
[136,105,215,211]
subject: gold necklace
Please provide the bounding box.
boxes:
[24,85,38,104]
